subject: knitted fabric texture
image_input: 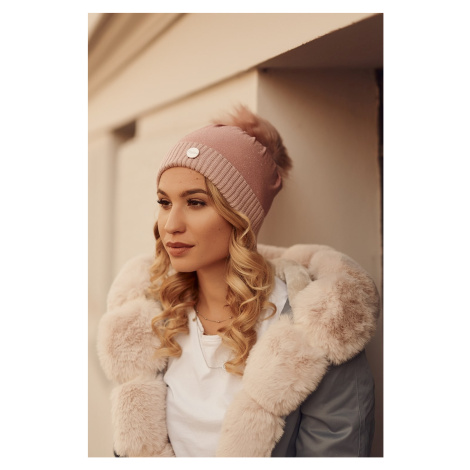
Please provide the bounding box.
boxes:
[156,124,282,234]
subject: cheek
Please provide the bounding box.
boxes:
[219,224,232,243]
[209,222,232,252]
[197,213,230,244]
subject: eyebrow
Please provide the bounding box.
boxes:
[157,188,209,198]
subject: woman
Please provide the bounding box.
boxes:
[97,106,380,457]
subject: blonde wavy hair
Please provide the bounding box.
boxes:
[148,105,292,375]
[148,178,275,375]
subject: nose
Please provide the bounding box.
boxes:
[162,205,186,234]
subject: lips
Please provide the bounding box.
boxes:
[166,241,194,256]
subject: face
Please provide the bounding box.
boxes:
[157,167,233,276]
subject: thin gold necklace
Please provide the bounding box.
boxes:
[194,315,228,370]
[194,305,233,323]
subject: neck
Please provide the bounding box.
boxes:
[196,266,231,320]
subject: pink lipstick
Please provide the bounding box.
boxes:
[166,242,194,257]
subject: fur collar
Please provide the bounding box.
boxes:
[97,244,380,457]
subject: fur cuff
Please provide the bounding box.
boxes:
[111,375,175,457]
[216,389,285,457]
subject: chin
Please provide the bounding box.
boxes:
[172,266,196,274]
[168,260,197,273]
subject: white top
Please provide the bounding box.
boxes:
[163,277,288,457]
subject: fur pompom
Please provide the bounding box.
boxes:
[212,105,292,178]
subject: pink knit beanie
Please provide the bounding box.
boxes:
[156,107,291,234]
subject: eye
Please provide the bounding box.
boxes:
[157,199,171,209]
[187,199,206,208]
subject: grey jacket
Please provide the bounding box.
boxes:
[272,349,374,456]
[97,243,380,457]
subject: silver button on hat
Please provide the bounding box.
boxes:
[186,147,200,158]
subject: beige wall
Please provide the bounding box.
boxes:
[89,13,383,457]
[257,68,381,284]
[88,13,373,136]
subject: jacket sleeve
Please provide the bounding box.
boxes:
[295,350,375,457]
